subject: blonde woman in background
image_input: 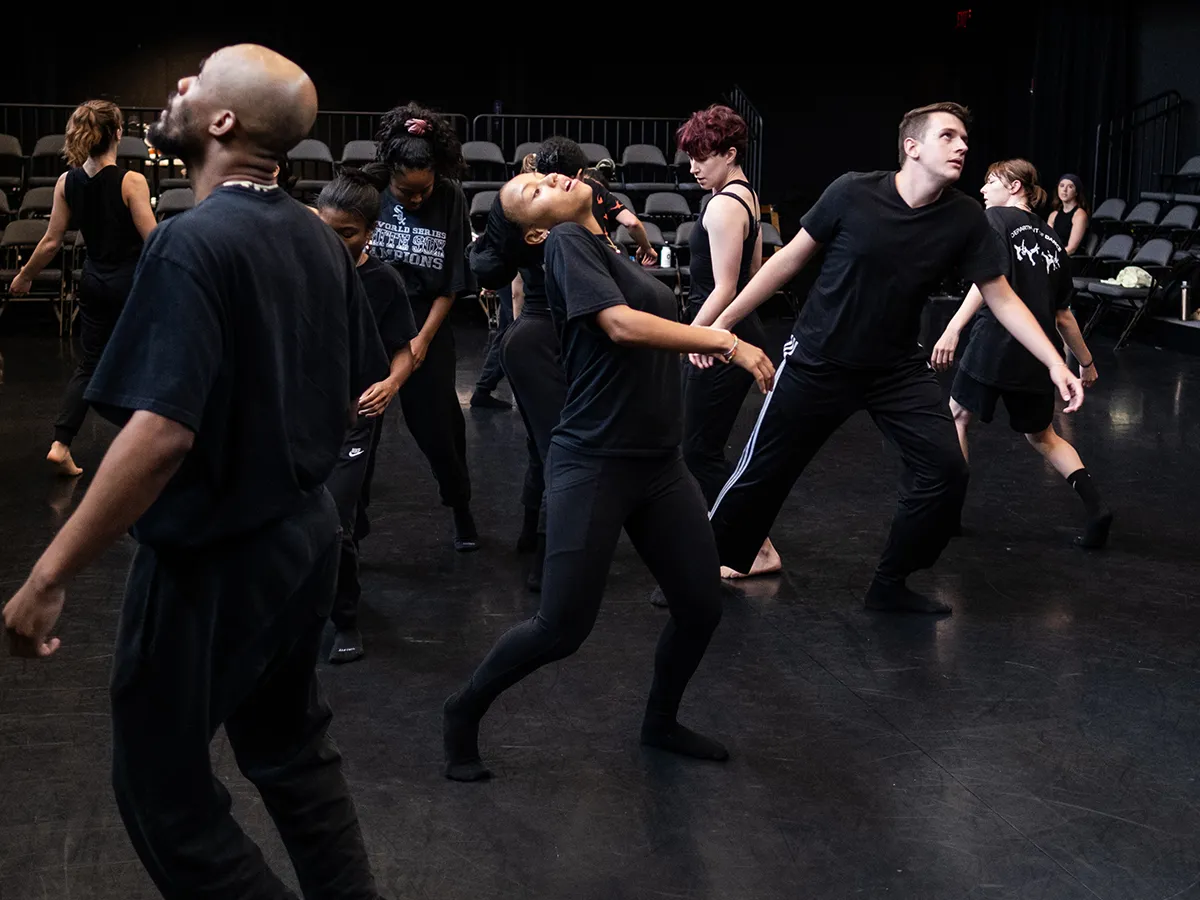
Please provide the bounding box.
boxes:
[10,100,157,476]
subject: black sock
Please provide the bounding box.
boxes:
[443,690,491,782]
[453,505,479,551]
[865,576,952,614]
[517,507,539,553]
[641,713,729,761]
[1067,468,1104,518]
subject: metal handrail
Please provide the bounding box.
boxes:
[1092,91,1184,204]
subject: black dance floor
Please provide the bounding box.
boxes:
[2,319,1198,899]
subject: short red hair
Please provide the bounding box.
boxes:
[676,104,748,163]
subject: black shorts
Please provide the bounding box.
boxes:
[951,369,1055,434]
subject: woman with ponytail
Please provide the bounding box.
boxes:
[10,100,157,476]
[316,170,418,663]
[364,103,479,551]
[931,159,1112,548]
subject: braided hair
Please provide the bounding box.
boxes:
[374,102,466,179]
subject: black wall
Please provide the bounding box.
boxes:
[1133,0,1200,162]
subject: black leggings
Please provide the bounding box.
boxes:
[709,340,969,579]
[501,312,566,533]
[54,269,131,446]
[399,299,470,508]
[455,445,723,722]
[324,419,378,631]
[681,307,771,507]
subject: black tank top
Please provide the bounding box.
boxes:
[1051,206,1079,245]
[688,179,759,309]
[64,165,143,275]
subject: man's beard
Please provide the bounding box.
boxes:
[147,105,202,165]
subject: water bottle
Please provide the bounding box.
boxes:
[1182,280,1190,320]
[660,243,673,268]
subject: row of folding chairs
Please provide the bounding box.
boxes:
[0,134,188,201]
[1089,197,1200,246]
[1069,233,1197,349]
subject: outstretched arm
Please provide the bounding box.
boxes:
[9,174,70,294]
[712,228,822,330]
[930,284,986,371]
[976,276,1084,411]
[4,411,194,657]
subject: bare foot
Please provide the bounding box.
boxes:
[47,442,83,477]
[721,539,783,580]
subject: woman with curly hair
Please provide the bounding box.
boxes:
[364,103,479,551]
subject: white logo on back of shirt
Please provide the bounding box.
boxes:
[348,447,364,458]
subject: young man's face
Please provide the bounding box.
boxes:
[910,112,969,184]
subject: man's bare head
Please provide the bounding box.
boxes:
[148,44,317,163]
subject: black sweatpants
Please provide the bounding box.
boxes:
[501,312,566,533]
[399,298,470,508]
[475,286,514,392]
[709,340,969,580]
[325,419,378,632]
[681,307,771,507]
[53,269,132,446]
[109,491,376,899]
[454,445,723,722]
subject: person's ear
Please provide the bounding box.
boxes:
[524,228,549,247]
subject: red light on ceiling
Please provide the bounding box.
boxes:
[956,8,972,28]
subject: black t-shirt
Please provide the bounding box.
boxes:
[544,223,681,456]
[797,171,1006,367]
[960,207,1071,392]
[369,178,468,312]
[517,264,550,317]
[585,177,625,235]
[85,185,388,549]
[357,253,418,356]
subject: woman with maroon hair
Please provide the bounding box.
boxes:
[674,104,781,581]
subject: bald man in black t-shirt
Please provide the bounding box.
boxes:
[3,46,382,897]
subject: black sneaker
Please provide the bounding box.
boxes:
[470,389,511,410]
[329,628,364,664]
[453,505,480,552]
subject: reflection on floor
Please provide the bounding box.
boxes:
[1,322,1198,900]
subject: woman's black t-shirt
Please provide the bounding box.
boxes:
[356,254,418,357]
[544,223,681,456]
[369,178,468,317]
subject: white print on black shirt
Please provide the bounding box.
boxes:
[1011,224,1062,274]
[370,205,446,272]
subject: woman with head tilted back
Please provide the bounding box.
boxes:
[443,167,776,782]
[932,160,1111,548]
[676,104,782,582]
[10,101,157,476]
[364,103,479,551]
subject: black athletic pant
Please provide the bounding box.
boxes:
[681,306,771,507]
[453,445,722,722]
[501,312,566,533]
[109,491,376,899]
[325,419,378,632]
[475,286,514,392]
[709,341,969,580]
[399,298,470,508]
[53,269,131,446]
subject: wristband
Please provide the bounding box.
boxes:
[722,335,739,363]
[1079,359,1094,368]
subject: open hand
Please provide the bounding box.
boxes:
[9,271,32,297]
[4,575,65,658]
[931,328,960,372]
[358,377,400,418]
[1052,363,1085,413]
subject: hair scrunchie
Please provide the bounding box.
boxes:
[405,118,429,135]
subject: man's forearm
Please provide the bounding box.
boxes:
[713,230,818,330]
[30,411,191,588]
[691,284,737,327]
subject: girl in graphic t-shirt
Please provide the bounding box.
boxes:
[362,104,478,551]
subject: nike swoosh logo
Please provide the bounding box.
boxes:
[348,448,364,458]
